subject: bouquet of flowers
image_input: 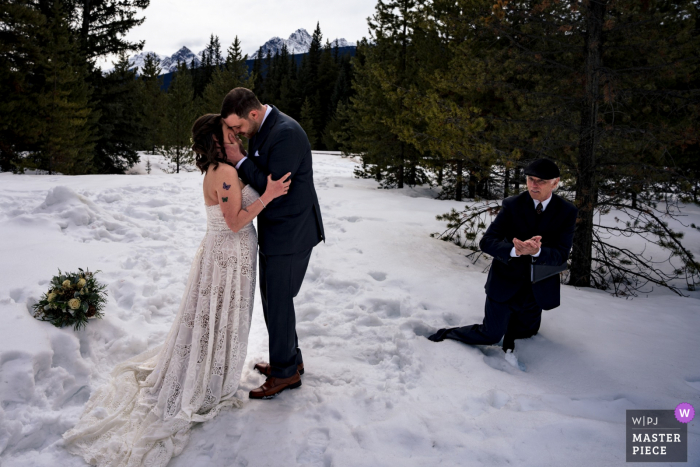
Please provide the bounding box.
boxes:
[32,268,107,330]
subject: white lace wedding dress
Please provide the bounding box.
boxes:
[63,185,260,467]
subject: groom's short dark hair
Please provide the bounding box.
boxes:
[221,87,263,119]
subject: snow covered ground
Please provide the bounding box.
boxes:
[1,153,698,466]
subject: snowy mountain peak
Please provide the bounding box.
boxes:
[160,47,201,73]
[331,38,353,48]
[127,51,163,73]
[288,28,313,50]
[250,28,355,59]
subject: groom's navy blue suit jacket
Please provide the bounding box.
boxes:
[479,191,578,310]
[237,106,325,256]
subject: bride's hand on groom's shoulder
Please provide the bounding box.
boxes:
[264,173,292,201]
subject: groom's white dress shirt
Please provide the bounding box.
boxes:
[509,194,552,258]
[235,104,272,170]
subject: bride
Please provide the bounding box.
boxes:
[62,114,291,466]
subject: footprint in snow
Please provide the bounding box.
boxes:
[486,389,511,409]
[368,271,386,281]
[296,428,330,467]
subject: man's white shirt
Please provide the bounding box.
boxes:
[234,104,272,170]
[509,195,552,258]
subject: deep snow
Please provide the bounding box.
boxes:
[0,153,698,466]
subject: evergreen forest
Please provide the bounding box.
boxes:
[2,0,699,294]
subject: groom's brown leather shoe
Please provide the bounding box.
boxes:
[254,362,305,376]
[249,372,302,399]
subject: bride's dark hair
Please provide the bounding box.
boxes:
[191,113,227,173]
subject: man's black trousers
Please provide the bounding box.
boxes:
[258,247,312,378]
[444,284,542,351]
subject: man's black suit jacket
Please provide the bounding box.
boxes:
[236,106,325,256]
[478,191,578,310]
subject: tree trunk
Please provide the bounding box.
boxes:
[409,161,416,186]
[478,176,488,199]
[504,168,510,198]
[456,160,463,201]
[468,167,477,198]
[514,167,521,193]
[397,143,404,188]
[80,0,92,55]
[437,164,443,186]
[569,0,607,288]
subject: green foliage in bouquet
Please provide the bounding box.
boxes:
[32,268,107,330]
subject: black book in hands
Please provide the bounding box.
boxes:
[531,262,568,283]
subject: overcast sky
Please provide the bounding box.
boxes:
[105,0,377,65]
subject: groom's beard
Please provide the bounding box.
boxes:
[243,118,261,140]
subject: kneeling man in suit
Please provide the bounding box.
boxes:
[428,159,578,356]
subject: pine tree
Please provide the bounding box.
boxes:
[261,51,273,103]
[275,45,295,114]
[339,1,430,188]
[252,46,265,94]
[1,0,150,174]
[196,34,223,98]
[266,49,282,104]
[91,52,145,173]
[299,97,317,149]
[323,54,355,150]
[160,61,196,173]
[315,40,339,148]
[140,52,166,152]
[0,0,47,171]
[286,53,300,119]
[65,0,150,60]
[307,23,323,90]
[201,36,254,114]
[32,0,95,174]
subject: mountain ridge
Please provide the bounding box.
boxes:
[126,28,356,75]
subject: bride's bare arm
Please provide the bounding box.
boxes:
[214,164,290,232]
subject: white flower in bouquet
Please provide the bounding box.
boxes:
[62,280,72,288]
[48,292,57,302]
[68,298,81,310]
[77,278,87,288]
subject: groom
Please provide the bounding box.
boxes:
[221,88,325,399]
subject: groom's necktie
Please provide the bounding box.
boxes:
[248,135,256,156]
[536,203,543,215]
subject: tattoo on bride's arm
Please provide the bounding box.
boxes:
[222,197,228,202]
[223,182,231,190]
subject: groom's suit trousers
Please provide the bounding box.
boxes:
[258,247,312,378]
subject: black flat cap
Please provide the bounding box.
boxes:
[524,159,560,180]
